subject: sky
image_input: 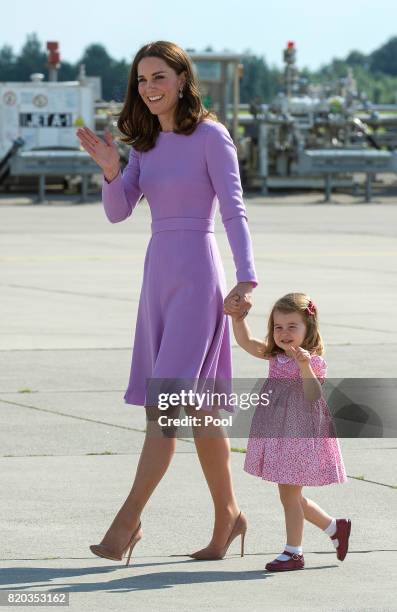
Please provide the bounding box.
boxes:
[2,0,397,71]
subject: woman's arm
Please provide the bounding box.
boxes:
[102,147,143,223]
[232,316,268,360]
[76,127,143,223]
[205,122,258,287]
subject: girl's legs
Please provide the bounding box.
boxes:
[300,492,341,550]
[97,405,179,552]
[273,486,348,565]
[300,494,333,530]
[186,405,240,552]
[278,484,304,548]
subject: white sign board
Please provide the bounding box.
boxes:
[0,81,94,159]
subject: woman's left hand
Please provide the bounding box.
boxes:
[223,282,254,319]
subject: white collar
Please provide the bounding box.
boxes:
[276,353,293,364]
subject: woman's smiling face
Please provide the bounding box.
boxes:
[137,56,184,118]
[273,310,307,351]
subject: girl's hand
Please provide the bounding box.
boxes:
[224,295,242,319]
[76,127,120,177]
[224,295,248,320]
[288,346,311,365]
[223,282,253,319]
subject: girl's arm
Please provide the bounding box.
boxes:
[232,316,268,359]
[299,363,323,402]
[289,347,323,402]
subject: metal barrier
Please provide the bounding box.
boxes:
[9,150,100,203]
[297,149,397,202]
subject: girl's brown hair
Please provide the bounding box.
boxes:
[116,40,218,152]
[263,293,324,358]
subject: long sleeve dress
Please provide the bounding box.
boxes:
[102,119,258,412]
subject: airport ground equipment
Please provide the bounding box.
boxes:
[9,150,100,203]
[297,149,397,201]
[2,43,396,200]
[238,42,397,197]
[0,42,99,197]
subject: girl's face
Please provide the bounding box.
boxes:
[273,310,307,351]
[137,57,185,122]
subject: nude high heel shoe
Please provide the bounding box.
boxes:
[90,522,142,566]
[188,511,247,560]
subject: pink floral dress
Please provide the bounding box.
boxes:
[244,353,347,486]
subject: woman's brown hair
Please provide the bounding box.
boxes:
[263,293,324,358]
[116,40,218,152]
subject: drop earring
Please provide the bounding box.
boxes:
[179,87,184,99]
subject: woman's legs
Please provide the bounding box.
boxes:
[97,403,242,554]
[97,405,179,552]
[187,406,240,551]
[278,484,304,547]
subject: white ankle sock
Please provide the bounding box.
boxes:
[324,518,339,548]
[276,543,303,561]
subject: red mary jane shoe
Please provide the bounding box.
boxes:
[265,550,305,572]
[331,518,351,561]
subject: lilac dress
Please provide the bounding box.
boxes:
[102,119,258,411]
[244,354,347,485]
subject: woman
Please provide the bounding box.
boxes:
[76,40,258,565]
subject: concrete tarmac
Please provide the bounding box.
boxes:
[0,190,396,611]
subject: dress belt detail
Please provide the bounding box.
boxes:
[151,217,214,234]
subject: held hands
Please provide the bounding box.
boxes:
[76,127,120,179]
[223,282,253,321]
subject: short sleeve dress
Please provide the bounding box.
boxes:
[101,119,258,411]
[244,354,347,485]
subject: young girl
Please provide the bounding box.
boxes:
[228,292,351,572]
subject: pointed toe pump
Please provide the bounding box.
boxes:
[90,522,143,567]
[189,511,247,560]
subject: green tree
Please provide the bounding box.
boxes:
[346,50,368,67]
[0,44,16,81]
[370,36,397,76]
[1,33,397,104]
[15,33,47,80]
[58,61,77,81]
[240,55,280,103]
[78,44,112,78]
[76,44,129,100]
